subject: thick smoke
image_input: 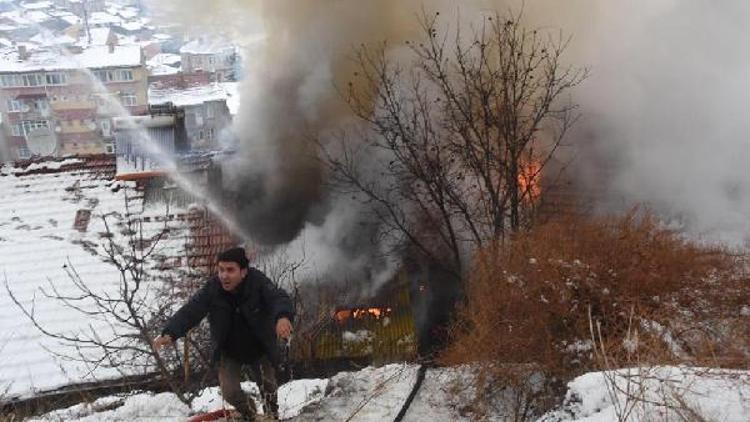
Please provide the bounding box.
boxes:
[150,0,500,286]
[150,0,750,288]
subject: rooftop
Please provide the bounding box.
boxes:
[179,37,235,55]
[148,83,231,107]
[0,154,238,399]
[0,44,142,73]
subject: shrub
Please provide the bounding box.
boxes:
[440,209,749,419]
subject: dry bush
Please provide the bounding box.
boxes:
[440,209,750,419]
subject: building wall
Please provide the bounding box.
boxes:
[183,100,231,150]
[180,50,236,82]
[0,62,148,160]
[148,71,210,89]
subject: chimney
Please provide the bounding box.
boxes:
[106,29,118,53]
[18,45,28,61]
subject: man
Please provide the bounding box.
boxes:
[154,247,294,420]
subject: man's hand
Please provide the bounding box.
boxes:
[276,317,292,339]
[153,334,173,351]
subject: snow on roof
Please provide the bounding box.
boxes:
[75,27,112,46]
[148,63,179,76]
[60,14,80,26]
[23,10,50,24]
[20,1,52,10]
[117,7,139,20]
[118,21,143,32]
[0,10,32,26]
[219,81,239,115]
[152,33,172,41]
[147,52,180,67]
[0,23,18,31]
[30,31,75,46]
[0,157,191,398]
[88,11,122,26]
[46,10,75,18]
[148,83,229,107]
[179,37,234,55]
[0,44,142,72]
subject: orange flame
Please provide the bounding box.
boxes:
[334,307,392,323]
[518,159,541,202]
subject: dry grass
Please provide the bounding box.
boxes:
[440,209,750,419]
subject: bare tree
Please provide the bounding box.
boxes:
[4,192,202,404]
[323,9,587,274]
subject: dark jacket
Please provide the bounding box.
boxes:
[162,268,294,365]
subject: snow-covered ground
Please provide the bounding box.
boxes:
[24,364,750,421]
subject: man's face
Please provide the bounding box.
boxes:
[217,261,247,292]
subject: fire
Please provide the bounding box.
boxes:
[333,307,392,324]
[517,159,542,202]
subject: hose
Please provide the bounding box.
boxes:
[392,364,427,422]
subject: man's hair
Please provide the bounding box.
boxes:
[217,247,249,269]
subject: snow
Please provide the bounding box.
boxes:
[119,21,144,32]
[218,82,239,116]
[28,391,191,422]
[0,163,191,398]
[88,12,122,27]
[75,27,113,47]
[149,63,179,76]
[279,378,329,419]
[539,366,750,422]
[30,32,75,47]
[147,53,181,67]
[20,1,52,10]
[24,11,50,24]
[180,37,234,55]
[26,364,750,421]
[149,84,231,107]
[0,45,142,72]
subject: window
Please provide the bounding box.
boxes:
[198,130,204,140]
[45,72,67,85]
[17,146,31,159]
[206,105,214,118]
[31,99,49,113]
[101,119,111,135]
[120,93,137,106]
[104,143,114,154]
[6,99,23,112]
[11,124,22,136]
[93,69,135,82]
[22,74,43,86]
[0,73,47,87]
[21,120,50,135]
[119,69,133,81]
[207,127,215,141]
[1,74,19,87]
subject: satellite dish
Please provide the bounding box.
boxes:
[26,128,57,156]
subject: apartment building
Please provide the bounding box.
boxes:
[179,37,237,82]
[148,83,232,151]
[0,43,147,160]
